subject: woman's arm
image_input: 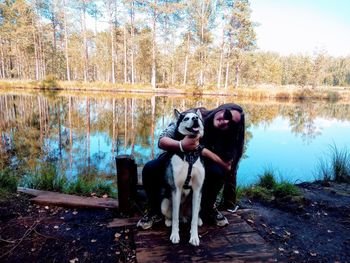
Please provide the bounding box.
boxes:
[159,135,201,152]
[202,148,232,171]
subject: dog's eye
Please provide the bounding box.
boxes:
[184,117,189,121]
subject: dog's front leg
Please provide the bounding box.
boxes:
[170,189,181,244]
[189,189,201,246]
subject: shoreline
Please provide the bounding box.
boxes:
[1,80,350,101]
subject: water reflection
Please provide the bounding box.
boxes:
[1,91,350,186]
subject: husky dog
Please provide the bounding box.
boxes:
[161,109,205,246]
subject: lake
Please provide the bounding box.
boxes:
[1,90,349,187]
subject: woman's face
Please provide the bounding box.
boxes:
[213,109,241,131]
[213,110,230,131]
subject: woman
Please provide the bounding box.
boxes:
[137,103,245,230]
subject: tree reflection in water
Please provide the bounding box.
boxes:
[0,92,349,186]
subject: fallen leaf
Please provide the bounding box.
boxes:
[294,250,299,254]
[261,223,267,228]
[73,211,78,215]
[327,230,333,233]
[69,258,79,263]
[44,206,49,210]
[114,233,121,239]
[247,219,254,224]
[54,225,59,229]
[66,227,71,231]
[91,239,97,243]
[278,247,285,252]
[284,230,291,236]
[310,252,317,257]
[102,194,108,198]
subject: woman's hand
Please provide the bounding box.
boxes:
[202,148,232,172]
[180,135,200,152]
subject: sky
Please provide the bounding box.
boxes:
[250,0,350,57]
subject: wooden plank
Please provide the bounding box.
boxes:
[18,187,118,209]
[135,214,278,263]
[107,217,139,228]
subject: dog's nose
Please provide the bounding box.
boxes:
[193,116,198,121]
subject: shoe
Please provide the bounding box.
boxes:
[204,208,229,227]
[137,212,163,230]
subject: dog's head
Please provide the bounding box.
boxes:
[174,109,204,137]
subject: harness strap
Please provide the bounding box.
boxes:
[183,163,193,189]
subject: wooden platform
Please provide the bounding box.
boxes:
[134,212,278,263]
[17,187,118,209]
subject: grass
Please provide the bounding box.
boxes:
[316,144,350,184]
[21,163,117,198]
[1,80,349,101]
[0,168,19,198]
[241,169,301,202]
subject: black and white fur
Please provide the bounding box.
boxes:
[161,109,205,246]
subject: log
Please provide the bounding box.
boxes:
[17,187,118,209]
[116,155,138,215]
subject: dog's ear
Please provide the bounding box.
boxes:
[174,109,181,120]
[196,109,203,121]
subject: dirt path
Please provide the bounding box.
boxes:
[239,182,350,262]
[1,181,349,262]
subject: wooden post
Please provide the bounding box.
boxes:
[116,155,137,215]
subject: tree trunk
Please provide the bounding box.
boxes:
[82,2,88,82]
[1,42,6,79]
[110,15,116,83]
[151,1,157,89]
[123,25,127,83]
[183,33,190,86]
[217,30,225,89]
[63,0,71,81]
[130,1,135,84]
[234,63,240,88]
[224,60,230,90]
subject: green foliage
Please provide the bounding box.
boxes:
[21,163,116,198]
[0,169,18,193]
[316,145,350,183]
[326,91,340,102]
[66,177,116,198]
[330,145,350,183]
[258,171,277,189]
[273,182,300,198]
[241,169,301,202]
[244,185,273,201]
[23,164,66,192]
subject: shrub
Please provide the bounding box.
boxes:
[40,74,59,89]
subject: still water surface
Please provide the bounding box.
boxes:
[1,91,349,186]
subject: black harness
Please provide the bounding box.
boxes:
[175,146,203,189]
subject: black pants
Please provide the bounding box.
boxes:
[142,155,229,215]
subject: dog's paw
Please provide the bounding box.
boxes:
[170,233,180,244]
[189,235,200,246]
[165,219,172,227]
[198,217,203,226]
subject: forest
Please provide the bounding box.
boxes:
[1,0,350,89]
